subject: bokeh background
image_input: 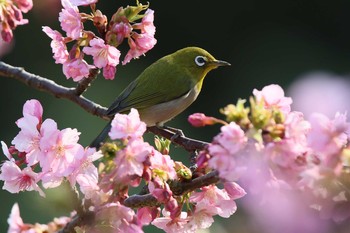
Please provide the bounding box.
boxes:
[1,0,350,232]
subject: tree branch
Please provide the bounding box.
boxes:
[172,170,219,195]
[0,62,107,119]
[124,193,160,208]
[124,170,220,208]
[58,211,95,233]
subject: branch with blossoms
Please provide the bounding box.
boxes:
[0,99,245,233]
[0,61,209,153]
[1,0,350,233]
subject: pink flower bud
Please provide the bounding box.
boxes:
[1,22,13,42]
[188,113,217,127]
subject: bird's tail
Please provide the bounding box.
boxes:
[89,121,112,150]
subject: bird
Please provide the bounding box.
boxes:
[90,46,230,148]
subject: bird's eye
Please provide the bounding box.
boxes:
[195,56,207,67]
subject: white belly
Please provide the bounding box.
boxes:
[138,86,200,126]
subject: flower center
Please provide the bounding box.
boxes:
[18,175,32,190]
[55,145,65,158]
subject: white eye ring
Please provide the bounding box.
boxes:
[195,56,207,67]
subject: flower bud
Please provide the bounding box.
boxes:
[250,96,271,129]
[154,136,171,155]
[220,99,250,128]
[188,113,227,127]
[93,10,107,34]
[272,109,285,124]
[1,22,13,42]
[123,1,149,22]
[100,142,119,160]
[174,161,192,180]
[188,113,214,127]
[106,20,132,46]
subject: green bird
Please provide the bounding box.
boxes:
[90,46,230,148]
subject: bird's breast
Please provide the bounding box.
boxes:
[138,83,201,126]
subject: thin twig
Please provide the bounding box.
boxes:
[75,68,100,96]
[147,126,209,152]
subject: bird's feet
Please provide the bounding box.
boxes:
[160,125,185,141]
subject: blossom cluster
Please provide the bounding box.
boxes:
[191,84,350,229]
[0,0,33,42]
[1,100,245,233]
[81,108,245,233]
[3,84,350,232]
[0,99,102,197]
[43,0,156,81]
[7,203,72,233]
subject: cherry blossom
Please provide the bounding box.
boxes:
[137,207,159,226]
[62,57,93,81]
[82,38,120,79]
[83,38,120,68]
[91,203,143,233]
[109,108,147,140]
[152,210,190,233]
[149,150,177,181]
[40,128,82,176]
[68,0,98,6]
[190,184,242,218]
[59,0,83,40]
[308,113,349,157]
[123,33,157,65]
[11,100,57,166]
[42,26,68,64]
[253,84,293,114]
[0,0,33,42]
[0,160,44,196]
[112,139,152,180]
[7,203,26,233]
[212,122,247,154]
[186,202,216,231]
[133,9,156,36]
[68,147,102,186]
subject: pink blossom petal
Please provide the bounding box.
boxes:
[59,0,83,40]
[109,108,146,140]
[7,203,24,233]
[22,99,43,121]
[68,0,97,6]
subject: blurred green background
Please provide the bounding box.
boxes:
[1,0,350,232]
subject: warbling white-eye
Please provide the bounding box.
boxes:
[90,46,230,148]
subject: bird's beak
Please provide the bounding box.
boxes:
[211,60,231,67]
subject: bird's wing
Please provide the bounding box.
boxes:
[107,61,193,116]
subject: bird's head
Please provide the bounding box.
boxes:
[169,47,231,82]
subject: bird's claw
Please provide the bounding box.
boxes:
[161,126,185,142]
[170,129,184,142]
